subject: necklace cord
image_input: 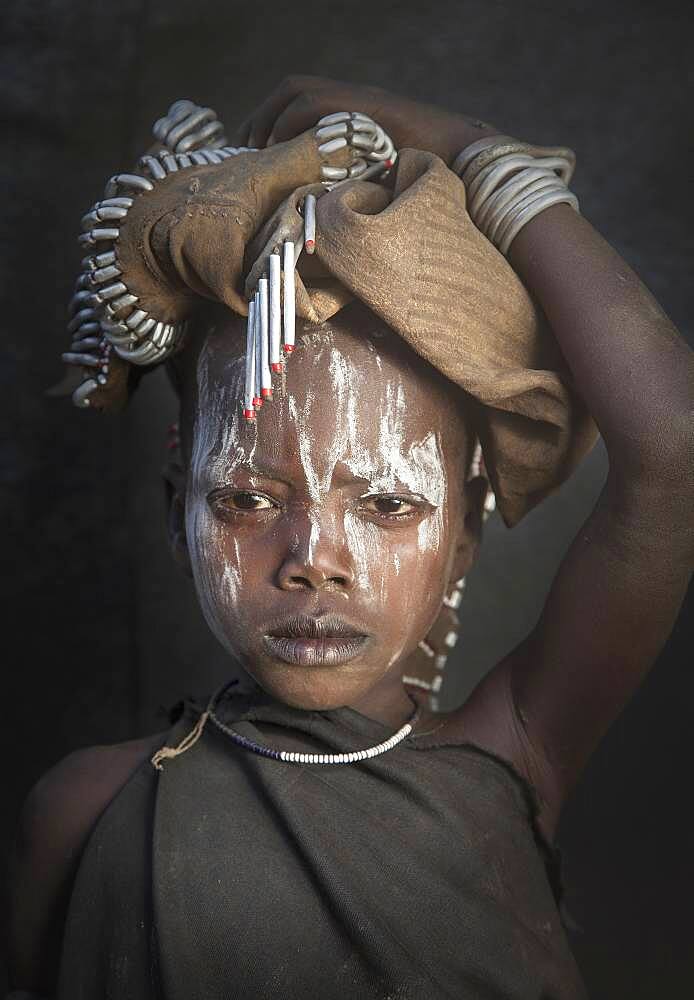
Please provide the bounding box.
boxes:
[150,679,421,770]
[150,679,238,771]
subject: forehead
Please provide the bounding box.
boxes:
[188,318,467,498]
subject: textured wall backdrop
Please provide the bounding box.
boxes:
[2,0,692,995]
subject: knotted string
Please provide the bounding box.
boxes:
[151,678,240,770]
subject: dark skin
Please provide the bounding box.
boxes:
[8,78,693,993]
[171,304,483,730]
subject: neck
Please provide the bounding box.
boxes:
[345,659,433,732]
[237,655,436,733]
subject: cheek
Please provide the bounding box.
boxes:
[342,508,451,621]
[341,512,431,609]
[185,495,246,648]
[402,526,450,611]
[342,511,382,592]
[396,506,455,638]
[418,501,445,555]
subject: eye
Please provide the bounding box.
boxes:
[208,489,278,517]
[230,491,275,510]
[358,494,427,521]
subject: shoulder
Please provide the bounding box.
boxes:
[17,732,167,844]
[8,730,167,993]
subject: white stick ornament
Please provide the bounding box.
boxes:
[269,251,282,372]
[253,290,262,408]
[243,298,257,420]
[282,240,295,355]
[304,194,316,254]
[236,113,398,430]
[258,276,272,400]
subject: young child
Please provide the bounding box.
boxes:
[8,78,692,999]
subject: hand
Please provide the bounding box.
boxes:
[231,75,501,166]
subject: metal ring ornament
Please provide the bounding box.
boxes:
[315,111,397,185]
[152,99,228,153]
[64,94,236,408]
[64,101,398,408]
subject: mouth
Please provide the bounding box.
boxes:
[262,614,371,667]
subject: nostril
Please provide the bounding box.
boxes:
[286,574,350,591]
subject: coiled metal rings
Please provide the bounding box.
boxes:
[64,100,397,408]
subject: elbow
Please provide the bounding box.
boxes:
[605,412,694,546]
[608,408,693,493]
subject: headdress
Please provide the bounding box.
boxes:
[58,99,597,528]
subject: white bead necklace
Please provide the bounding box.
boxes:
[151,679,421,771]
[208,702,421,765]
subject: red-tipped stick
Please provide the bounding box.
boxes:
[282,240,295,355]
[304,194,316,255]
[269,251,282,373]
[253,289,262,407]
[243,298,257,419]
[258,276,272,400]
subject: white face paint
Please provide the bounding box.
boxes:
[326,344,446,527]
[286,333,448,651]
[184,327,451,676]
[185,345,258,652]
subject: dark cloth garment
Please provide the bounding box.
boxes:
[56,737,160,998]
[57,685,588,999]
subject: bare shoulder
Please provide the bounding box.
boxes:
[18,731,167,842]
[8,730,167,993]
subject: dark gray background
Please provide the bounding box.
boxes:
[2,0,692,995]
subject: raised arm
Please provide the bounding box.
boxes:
[487,203,693,805]
[229,76,693,828]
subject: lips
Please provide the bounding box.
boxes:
[263,614,371,667]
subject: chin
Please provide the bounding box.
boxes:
[246,661,381,712]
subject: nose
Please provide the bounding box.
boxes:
[277,510,355,593]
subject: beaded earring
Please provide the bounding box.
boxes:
[402,440,495,712]
[402,578,466,713]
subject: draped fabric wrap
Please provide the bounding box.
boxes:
[56,689,589,998]
[105,130,597,525]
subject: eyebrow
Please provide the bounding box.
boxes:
[219,458,295,488]
[216,458,422,495]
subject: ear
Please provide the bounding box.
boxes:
[162,456,192,577]
[449,474,488,585]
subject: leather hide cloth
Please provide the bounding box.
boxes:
[96,128,597,526]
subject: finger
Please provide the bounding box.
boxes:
[230,75,325,148]
[230,81,298,148]
[268,94,327,145]
[232,109,279,150]
[230,117,253,148]
[270,88,358,145]
[252,77,342,147]
[247,76,346,147]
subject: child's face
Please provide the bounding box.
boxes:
[180,311,478,710]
